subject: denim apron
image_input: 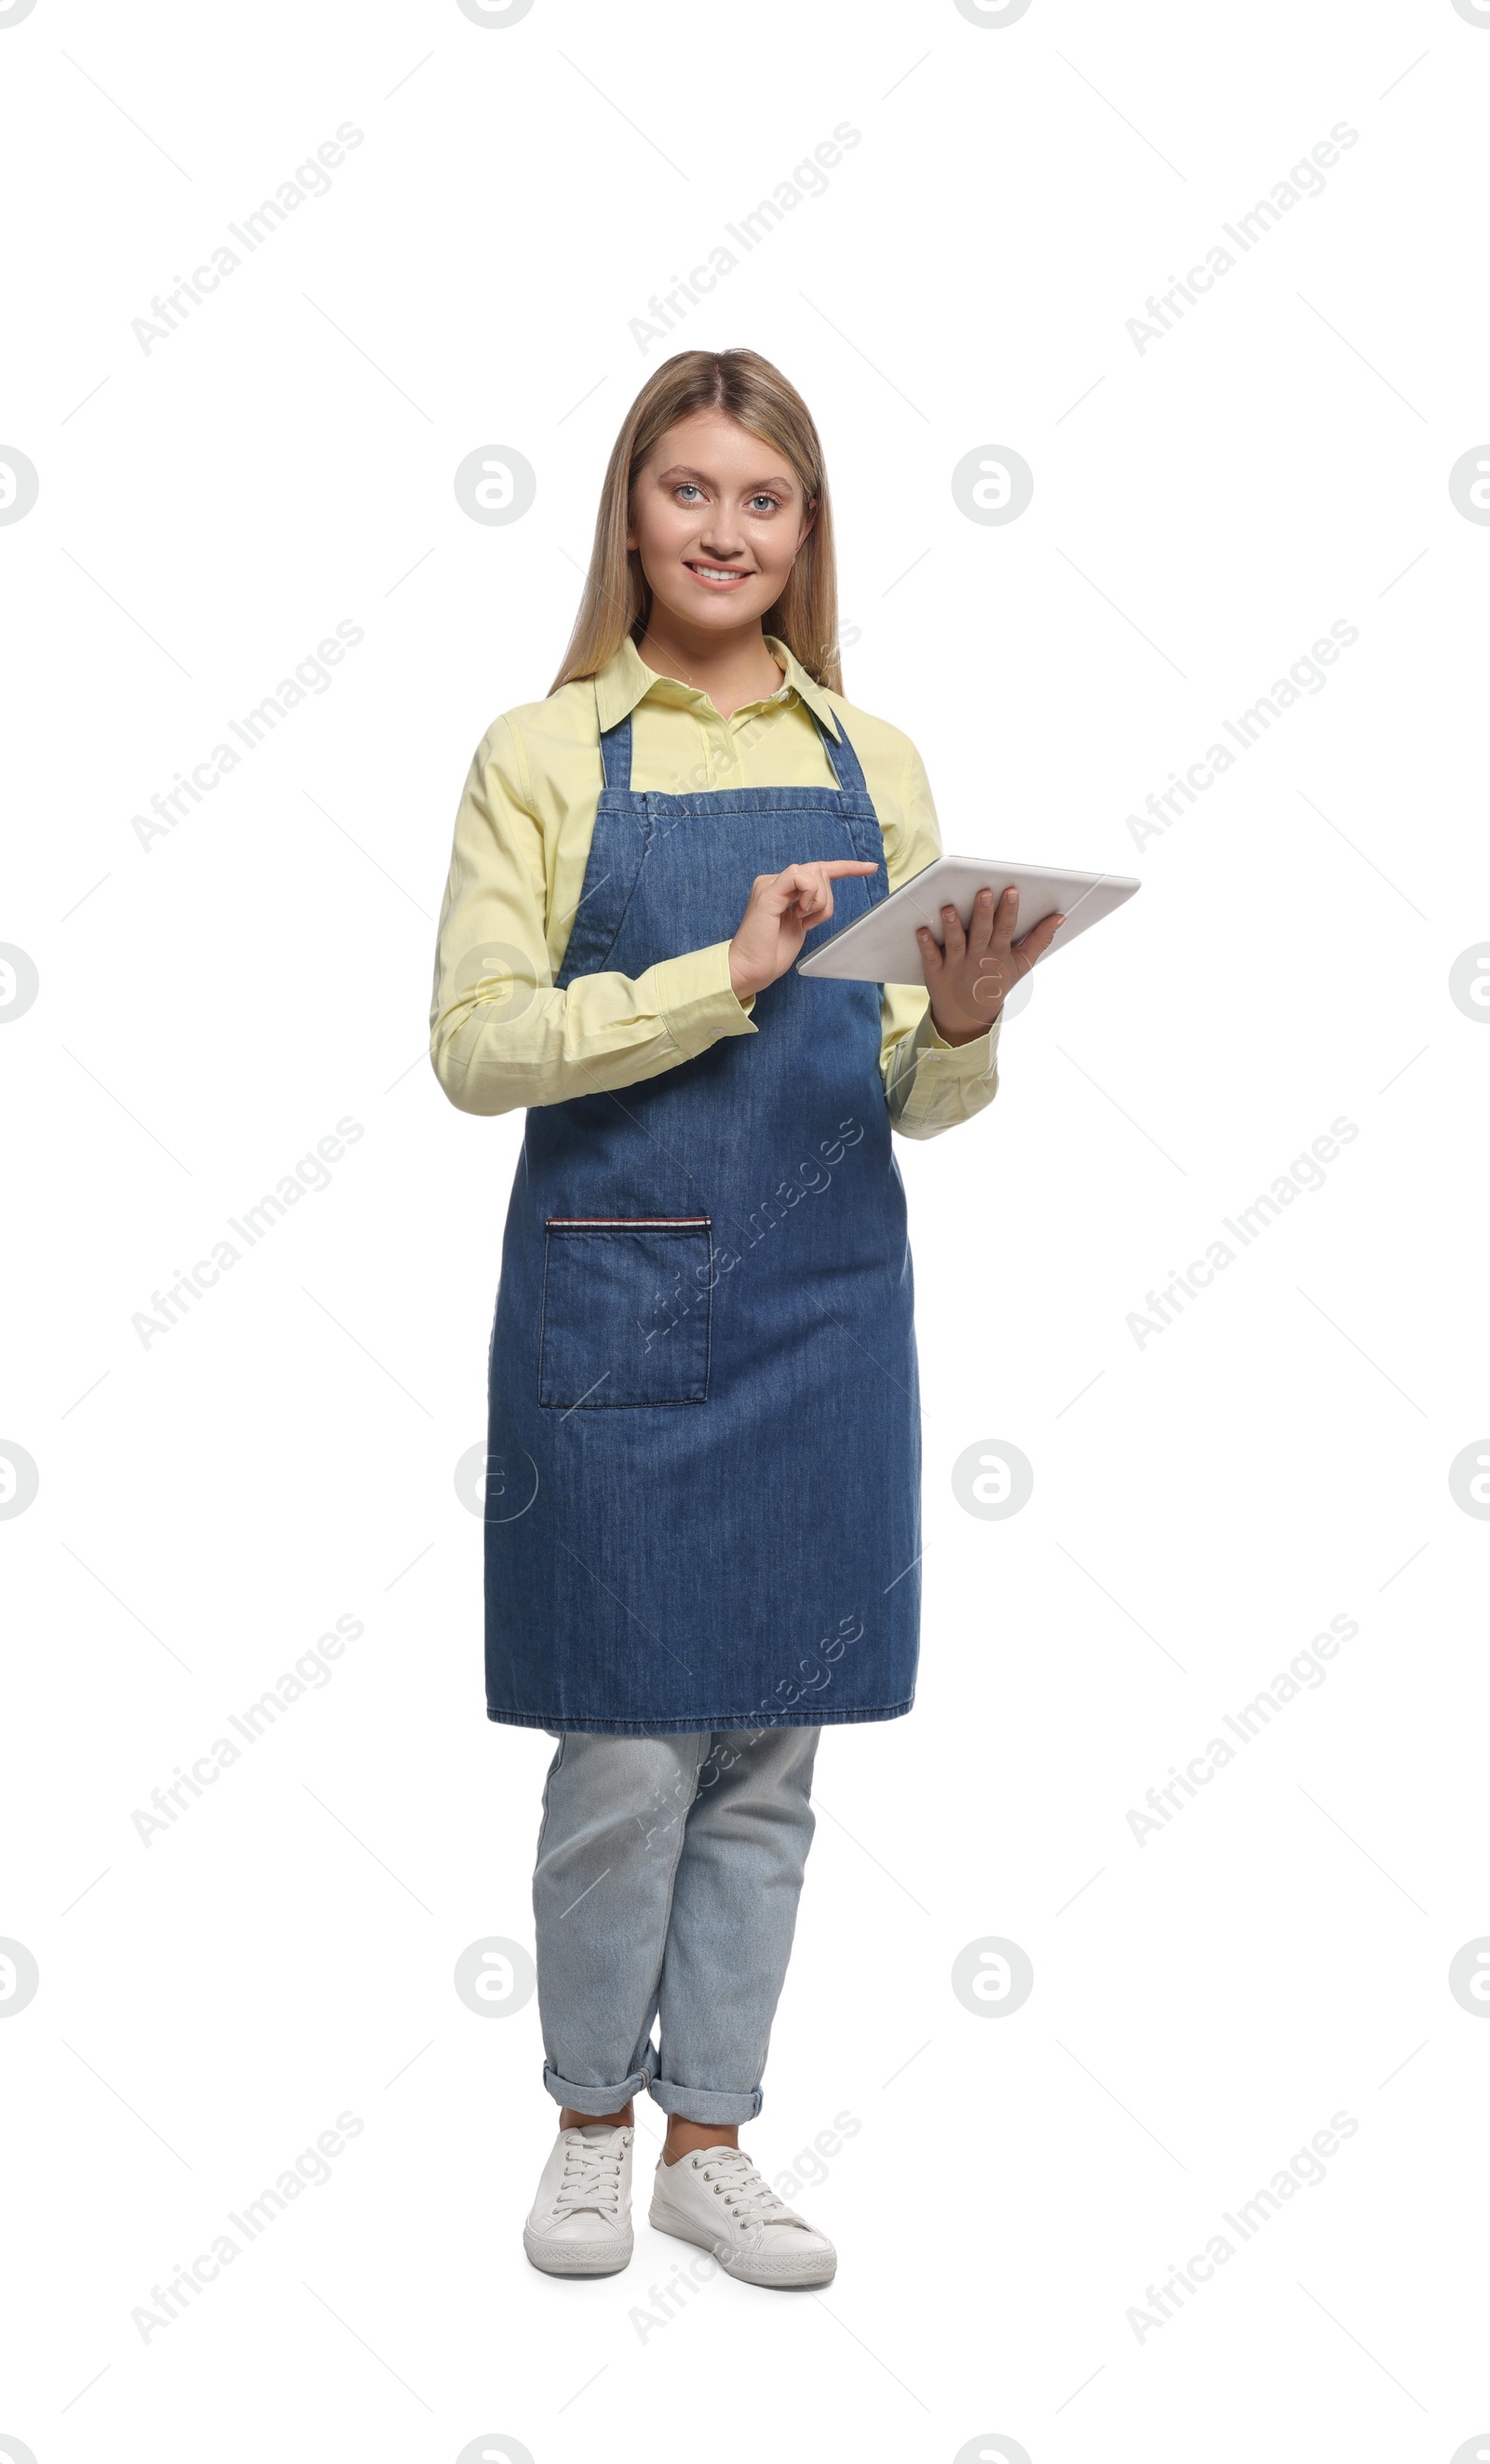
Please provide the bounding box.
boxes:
[484,691,921,1734]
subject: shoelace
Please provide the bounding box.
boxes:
[695,2146,802,2229]
[551,2130,628,2219]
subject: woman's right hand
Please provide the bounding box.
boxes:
[728,860,878,1001]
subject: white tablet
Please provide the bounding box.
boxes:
[796,854,1141,986]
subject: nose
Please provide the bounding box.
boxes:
[696,510,747,561]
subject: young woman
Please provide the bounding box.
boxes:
[429,348,1061,2289]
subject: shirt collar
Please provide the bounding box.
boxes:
[592,632,841,740]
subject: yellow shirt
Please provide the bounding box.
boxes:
[428,636,1001,1140]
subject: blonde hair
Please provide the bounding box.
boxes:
[549,347,842,696]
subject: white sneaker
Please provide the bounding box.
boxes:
[523,2123,634,2277]
[649,2144,836,2287]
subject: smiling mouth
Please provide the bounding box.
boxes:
[684,561,754,589]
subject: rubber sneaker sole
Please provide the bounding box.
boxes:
[522,2223,634,2278]
[648,2195,835,2287]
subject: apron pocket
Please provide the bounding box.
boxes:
[538,1218,712,1408]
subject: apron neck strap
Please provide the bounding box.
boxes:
[598,708,633,794]
[808,703,868,797]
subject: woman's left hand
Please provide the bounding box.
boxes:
[916,886,1065,1046]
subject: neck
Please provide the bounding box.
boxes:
[633,614,783,718]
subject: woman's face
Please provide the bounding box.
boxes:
[626,410,815,641]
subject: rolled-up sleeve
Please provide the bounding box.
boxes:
[428,721,756,1118]
[878,736,1002,1141]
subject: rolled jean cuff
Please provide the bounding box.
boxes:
[646,2074,764,2124]
[543,2060,649,2114]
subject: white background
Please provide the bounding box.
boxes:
[4,1,1489,2458]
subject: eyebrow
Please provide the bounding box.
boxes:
[654,463,797,494]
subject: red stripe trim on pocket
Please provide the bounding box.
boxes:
[546,1215,711,1227]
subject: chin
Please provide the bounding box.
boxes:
[665,589,767,628]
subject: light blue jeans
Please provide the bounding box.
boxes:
[533,1726,820,2122]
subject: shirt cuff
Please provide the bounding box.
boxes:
[917,1007,1001,1077]
[648,940,758,1059]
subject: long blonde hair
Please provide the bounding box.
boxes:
[549,348,842,696]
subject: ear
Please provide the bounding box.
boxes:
[794,497,818,552]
